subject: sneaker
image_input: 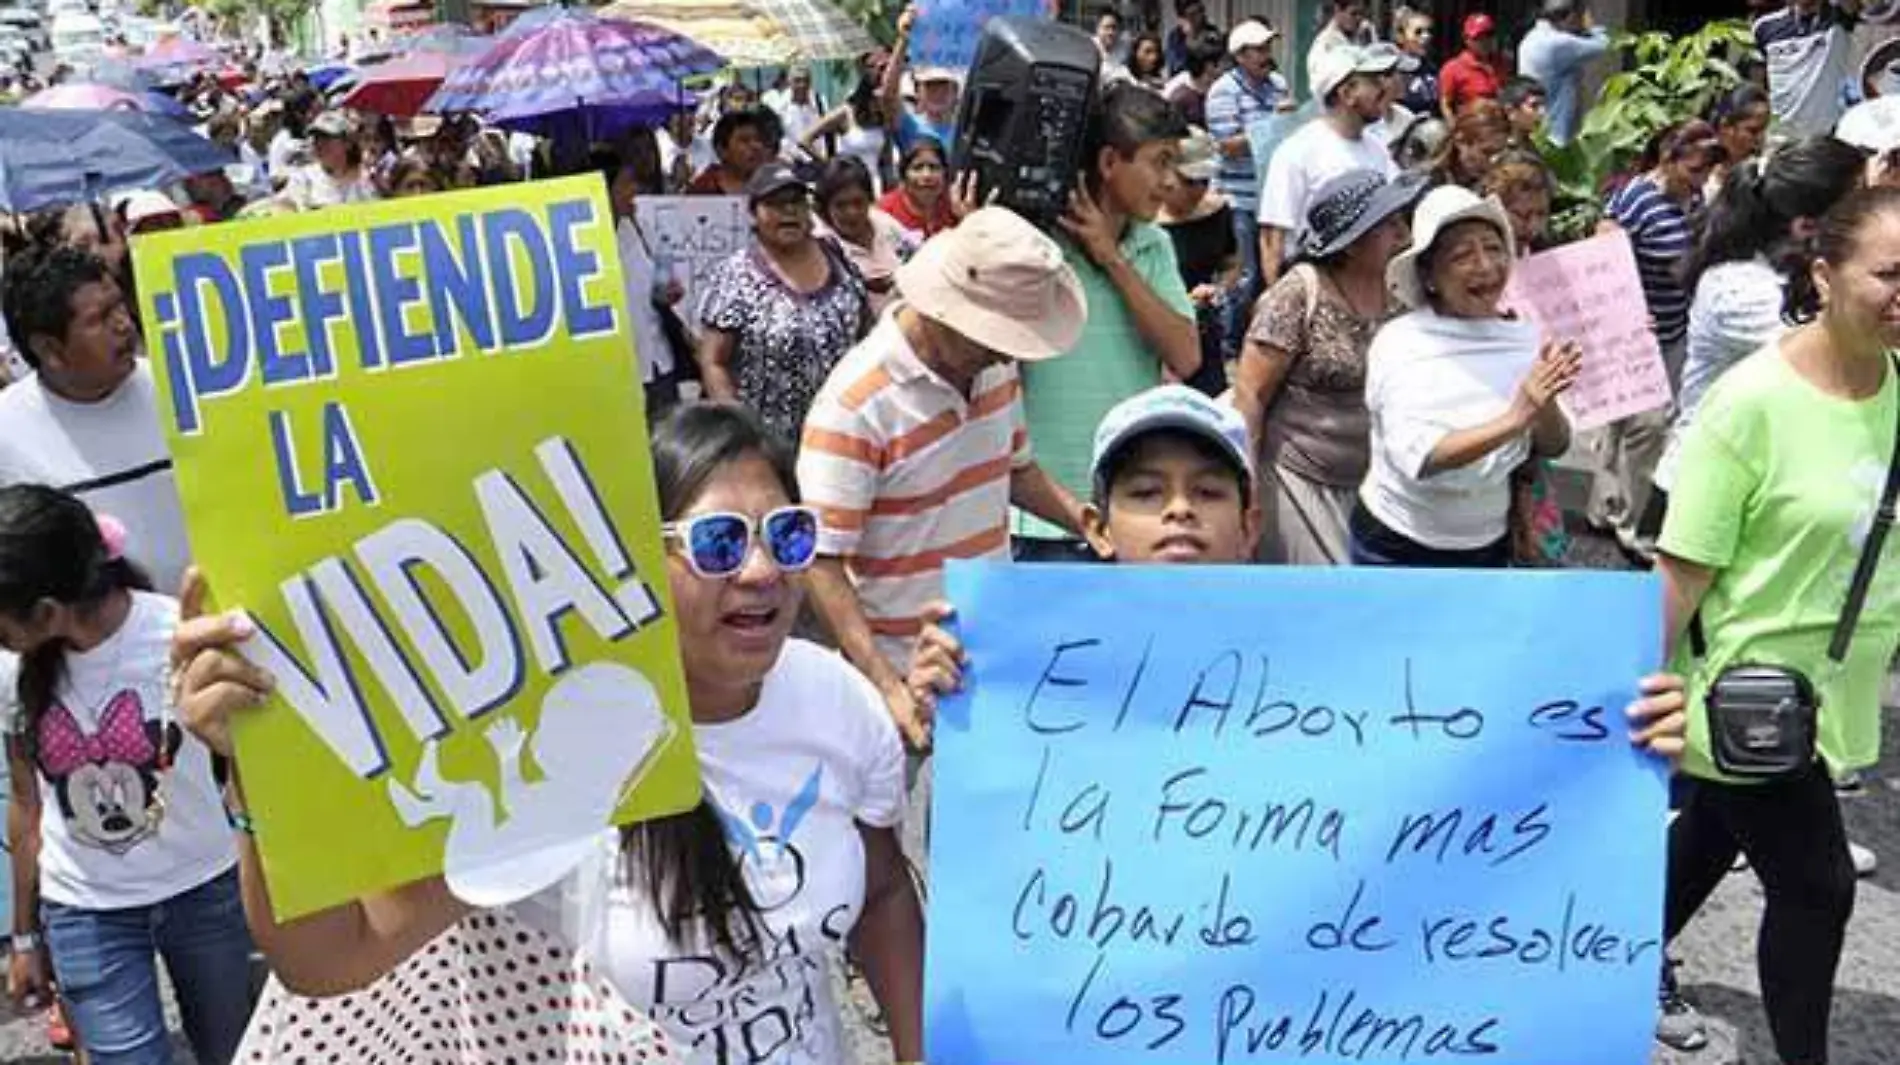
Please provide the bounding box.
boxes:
[1836,770,1866,796]
[1850,841,1878,878]
[1656,964,1709,1051]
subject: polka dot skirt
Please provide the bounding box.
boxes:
[238,910,674,1064]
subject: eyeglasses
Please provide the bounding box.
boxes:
[661,506,819,578]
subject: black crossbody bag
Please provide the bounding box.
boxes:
[1695,354,1900,779]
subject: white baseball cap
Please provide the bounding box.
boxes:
[1312,44,1397,102]
[113,190,183,229]
[1838,96,1900,155]
[1228,21,1279,54]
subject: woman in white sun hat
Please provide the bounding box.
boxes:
[1351,183,1582,567]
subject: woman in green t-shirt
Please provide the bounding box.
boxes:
[1655,186,1900,1065]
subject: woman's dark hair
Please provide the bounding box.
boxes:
[898,137,949,201]
[898,136,948,179]
[847,74,885,127]
[1785,185,1900,324]
[365,114,397,153]
[205,110,242,145]
[1709,84,1769,129]
[618,402,798,956]
[1482,148,1554,199]
[712,107,769,153]
[591,144,629,186]
[1128,31,1166,80]
[1681,135,1865,297]
[387,156,444,196]
[1634,118,1720,173]
[282,87,319,137]
[815,157,877,223]
[623,127,665,194]
[0,484,153,761]
[1499,76,1545,111]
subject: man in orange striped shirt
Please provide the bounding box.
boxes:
[799,208,1090,746]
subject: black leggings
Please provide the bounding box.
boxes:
[1664,763,1857,1064]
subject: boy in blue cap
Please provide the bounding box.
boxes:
[901,384,1688,760]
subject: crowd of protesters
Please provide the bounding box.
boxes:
[0,2,1896,1064]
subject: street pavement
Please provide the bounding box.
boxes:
[3,528,1896,1064]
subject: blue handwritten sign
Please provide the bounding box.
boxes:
[911,0,1055,72]
[926,563,1668,1065]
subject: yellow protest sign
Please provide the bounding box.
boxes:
[133,177,698,919]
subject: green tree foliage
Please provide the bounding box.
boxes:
[1541,19,1756,242]
[187,0,314,43]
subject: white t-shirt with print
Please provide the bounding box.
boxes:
[1258,118,1397,232]
[515,639,906,1065]
[17,592,236,910]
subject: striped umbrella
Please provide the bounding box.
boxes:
[599,0,796,67]
[602,0,882,65]
[748,0,876,61]
[340,51,464,116]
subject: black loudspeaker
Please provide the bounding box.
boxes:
[951,16,1101,231]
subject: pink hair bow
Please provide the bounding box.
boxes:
[36,692,154,777]
[96,514,128,561]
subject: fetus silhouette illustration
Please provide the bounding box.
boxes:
[386,660,674,906]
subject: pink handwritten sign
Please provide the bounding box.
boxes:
[1502,231,1672,432]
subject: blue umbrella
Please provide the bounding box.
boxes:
[0,110,236,211]
[139,90,193,120]
[88,59,159,92]
[305,61,354,91]
[425,9,719,141]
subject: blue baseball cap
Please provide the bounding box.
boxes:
[1091,385,1255,500]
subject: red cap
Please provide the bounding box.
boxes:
[1463,12,1497,40]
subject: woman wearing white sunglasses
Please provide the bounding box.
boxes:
[166,402,925,1065]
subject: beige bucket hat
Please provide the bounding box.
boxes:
[896,207,1087,360]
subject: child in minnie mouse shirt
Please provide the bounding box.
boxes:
[0,485,253,1065]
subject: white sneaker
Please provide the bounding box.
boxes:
[1850,841,1878,878]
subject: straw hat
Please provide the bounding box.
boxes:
[895,207,1086,360]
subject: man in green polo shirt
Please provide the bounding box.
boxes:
[1014,83,1204,561]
